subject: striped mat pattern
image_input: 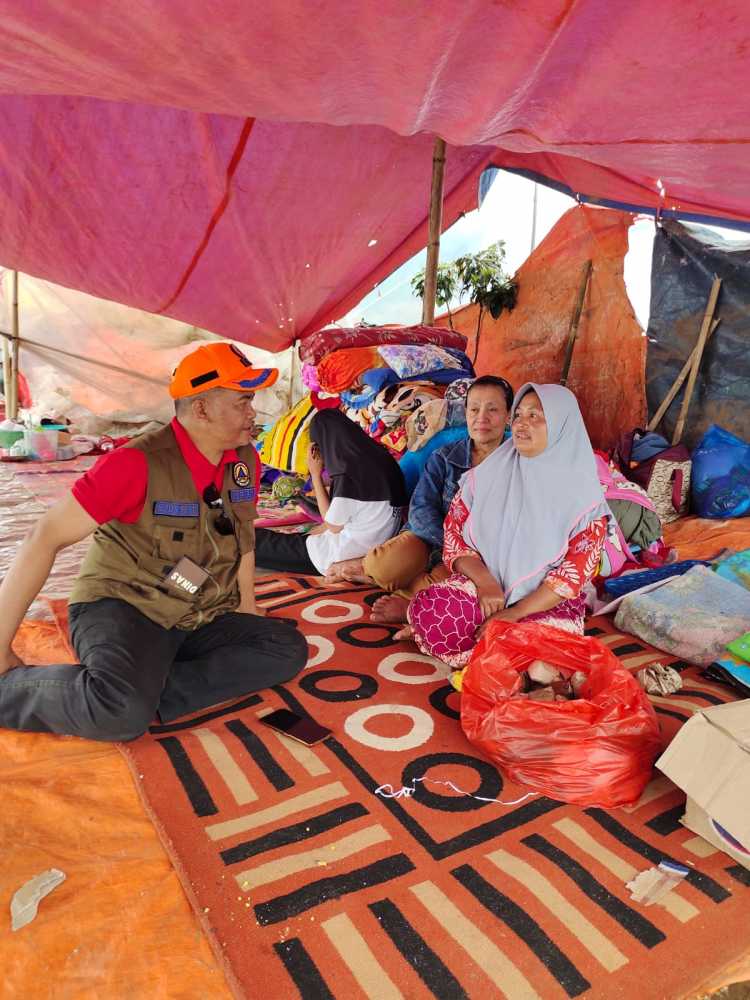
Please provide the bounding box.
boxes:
[121,577,749,1000]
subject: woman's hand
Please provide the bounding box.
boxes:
[476,605,520,637]
[476,581,505,620]
[307,442,324,477]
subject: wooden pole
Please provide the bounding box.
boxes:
[647,317,720,432]
[288,343,297,409]
[8,270,19,419]
[671,276,721,445]
[421,137,446,326]
[560,259,592,386]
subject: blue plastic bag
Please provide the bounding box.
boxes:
[691,424,750,518]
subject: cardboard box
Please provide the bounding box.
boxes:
[655,700,750,871]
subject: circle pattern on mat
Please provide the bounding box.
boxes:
[401,752,503,812]
[299,669,378,703]
[428,683,461,720]
[304,635,335,669]
[337,622,399,648]
[363,590,387,608]
[300,599,363,624]
[377,651,450,685]
[344,704,434,751]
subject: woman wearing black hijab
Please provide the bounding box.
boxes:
[254,410,407,578]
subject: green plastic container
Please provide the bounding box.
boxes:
[0,430,24,448]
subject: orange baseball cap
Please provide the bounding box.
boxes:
[169,343,279,399]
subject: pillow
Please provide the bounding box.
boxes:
[340,367,398,409]
[614,564,750,666]
[259,395,316,475]
[377,344,464,379]
[373,382,444,427]
[399,426,468,495]
[271,474,305,503]
[406,398,448,451]
[445,377,475,403]
[301,363,320,392]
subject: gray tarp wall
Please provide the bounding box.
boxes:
[647,221,750,448]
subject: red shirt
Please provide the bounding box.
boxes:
[72,418,258,525]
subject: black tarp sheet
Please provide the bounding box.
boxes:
[647,220,750,449]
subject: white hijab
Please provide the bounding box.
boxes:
[460,383,613,604]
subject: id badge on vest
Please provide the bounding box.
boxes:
[164,556,209,596]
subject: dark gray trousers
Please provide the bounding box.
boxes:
[254,527,319,575]
[0,598,307,741]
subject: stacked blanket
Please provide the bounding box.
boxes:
[261,325,474,479]
[298,323,469,364]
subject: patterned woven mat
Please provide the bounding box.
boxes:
[111,577,748,1000]
[11,457,96,507]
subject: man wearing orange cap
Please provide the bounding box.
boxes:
[0,343,307,741]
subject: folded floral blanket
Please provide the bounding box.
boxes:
[298,324,468,365]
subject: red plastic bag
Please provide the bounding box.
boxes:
[460,621,662,807]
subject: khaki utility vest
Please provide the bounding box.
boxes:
[70,425,257,630]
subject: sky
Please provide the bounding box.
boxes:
[340,168,750,335]
[342,170,580,328]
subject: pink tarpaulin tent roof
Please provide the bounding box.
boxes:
[0,0,748,351]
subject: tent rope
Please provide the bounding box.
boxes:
[0,329,167,386]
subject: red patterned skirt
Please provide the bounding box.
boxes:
[407,573,586,667]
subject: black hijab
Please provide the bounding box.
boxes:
[309,409,407,506]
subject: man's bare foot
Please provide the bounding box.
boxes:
[393,624,414,641]
[370,594,409,624]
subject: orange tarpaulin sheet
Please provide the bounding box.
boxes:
[439,205,647,450]
[2,620,230,999]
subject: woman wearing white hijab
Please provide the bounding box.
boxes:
[406,383,614,668]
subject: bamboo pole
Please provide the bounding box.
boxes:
[421,137,446,326]
[288,342,297,409]
[8,270,19,419]
[671,276,721,445]
[560,259,592,386]
[1,328,10,420]
[647,317,720,432]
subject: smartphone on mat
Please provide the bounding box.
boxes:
[260,708,332,746]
